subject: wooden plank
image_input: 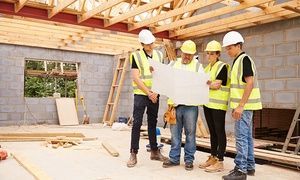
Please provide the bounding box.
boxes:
[78,0,125,23]
[0,132,85,137]
[48,0,77,18]
[15,0,29,13]
[12,153,52,180]
[102,141,119,157]
[56,98,79,126]
[179,10,296,39]
[176,1,296,39]
[128,0,222,31]
[152,0,275,33]
[104,0,173,27]
[160,134,300,167]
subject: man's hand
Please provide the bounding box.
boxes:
[148,91,158,103]
[149,66,154,73]
[232,105,244,120]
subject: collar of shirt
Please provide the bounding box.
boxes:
[232,52,245,66]
[142,48,152,59]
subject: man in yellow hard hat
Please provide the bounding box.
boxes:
[222,31,262,180]
[127,29,167,168]
[199,40,230,173]
[162,40,203,171]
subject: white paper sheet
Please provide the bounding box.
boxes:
[149,59,210,105]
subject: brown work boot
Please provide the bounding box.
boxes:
[127,153,137,168]
[198,155,217,169]
[205,160,224,172]
[150,149,168,161]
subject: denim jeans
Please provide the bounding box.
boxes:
[169,105,198,164]
[234,110,255,173]
[130,95,159,153]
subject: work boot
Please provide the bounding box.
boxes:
[205,160,224,172]
[185,162,194,171]
[199,155,217,169]
[222,168,247,180]
[162,159,180,168]
[150,149,168,161]
[247,169,255,176]
[127,153,137,168]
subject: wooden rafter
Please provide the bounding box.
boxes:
[152,0,275,33]
[78,0,125,23]
[282,5,300,14]
[15,0,29,13]
[48,0,77,18]
[128,0,222,31]
[104,0,173,27]
[173,0,188,22]
[177,1,298,39]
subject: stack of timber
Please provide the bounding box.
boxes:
[160,131,300,168]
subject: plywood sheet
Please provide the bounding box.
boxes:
[56,98,79,125]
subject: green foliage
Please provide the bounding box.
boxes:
[24,60,77,98]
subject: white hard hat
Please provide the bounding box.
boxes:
[138,29,156,44]
[222,31,244,47]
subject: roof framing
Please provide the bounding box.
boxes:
[0,0,299,45]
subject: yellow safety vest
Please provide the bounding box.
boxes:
[204,60,230,111]
[130,49,163,95]
[167,58,202,106]
[230,53,262,110]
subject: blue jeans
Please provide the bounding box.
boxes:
[169,105,198,164]
[234,110,255,173]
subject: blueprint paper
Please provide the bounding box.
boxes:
[149,59,209,105]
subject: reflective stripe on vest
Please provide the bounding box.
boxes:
[204,60,230,111]
[130,50,162,95]
[230,53,262,110]
[167,58,201,106]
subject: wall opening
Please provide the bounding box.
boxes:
[24,58,78,98]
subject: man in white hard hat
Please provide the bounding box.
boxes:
[127,29,167,168]
[162,40,203,171]
[222,31,262,180]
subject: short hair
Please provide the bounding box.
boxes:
[235,42,243,49]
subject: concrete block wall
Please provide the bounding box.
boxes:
[0,44,114,126]
[194,17,300,132]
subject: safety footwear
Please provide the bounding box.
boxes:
[222,168,247,180]
[205,160,224,172]
[185,162,194,171]
[127,153,137,168]
[162,159,179,168]
[247,169,255,176]
[150,149,168,161]
[199,155,217,169]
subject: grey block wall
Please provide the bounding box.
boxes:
[0,44,114,126]
[194,17,300,132]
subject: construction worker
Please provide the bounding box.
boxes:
[221,31,262,180]
[127,29,167,168]
[162,40,203,171]
[199,40,230,172]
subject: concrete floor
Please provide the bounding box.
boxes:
[0,124,299,180]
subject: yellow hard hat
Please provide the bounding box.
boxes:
[180,40,196,54]
[205,40,222,52]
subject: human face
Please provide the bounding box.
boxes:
[142,43,154,52]
[225,44,241,58]
[181,52,194,64]
[206,51,219,64]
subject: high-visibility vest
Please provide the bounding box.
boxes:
[230,53,262,110]
[167,58,202,106]
[130,49,163,95]
[204,60,230,111]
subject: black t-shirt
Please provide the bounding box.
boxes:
[131,49,152,69]
[216,65,227,86]
[232,52,254,83]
